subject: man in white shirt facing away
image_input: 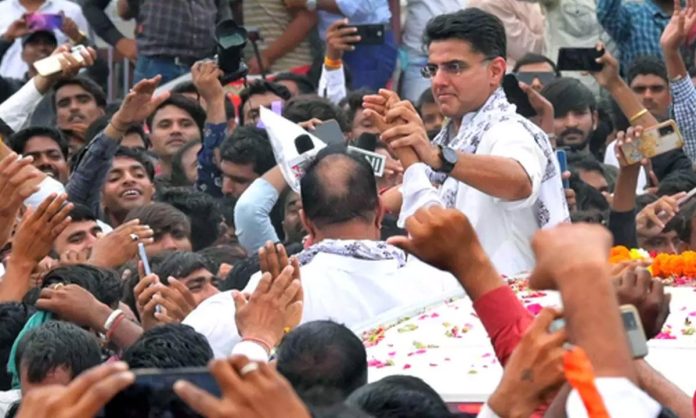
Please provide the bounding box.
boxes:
[184,149,461,358]
[369,8,569,277]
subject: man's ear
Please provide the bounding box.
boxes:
[299,209,316,240]
[592,109,599,131]
[375,198,384,232]
[489,56,507,88]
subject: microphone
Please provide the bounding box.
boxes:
[354,132,378,152]
[295,134,314,154]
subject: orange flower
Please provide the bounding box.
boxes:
[609,246,631,264]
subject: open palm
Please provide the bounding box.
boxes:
[661,0,696,50]
[112,75,171,128]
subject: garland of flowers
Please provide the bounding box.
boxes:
[610,246,696,282]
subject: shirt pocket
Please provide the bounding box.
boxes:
[561,1,599,38]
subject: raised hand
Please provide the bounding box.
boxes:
[174,356,311,418]
[88,219,153,268]
[34,45,98,94]
[325,19,360,61]
[615,266,671,339]
[191,60,224,104]
[15,362,134,418]
[12,194,73,266]
[2,17,29,42]
[635,193,685,238]
[0,152,43,246]
[661,0,696,51]
[134,272,196,331]
[110,76,171,132]
[591,42,622,90]
[35,283,112,330]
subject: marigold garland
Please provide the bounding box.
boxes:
[610,245,696,280]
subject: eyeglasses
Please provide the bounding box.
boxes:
[421,57,495,79]
[514,71,557,86]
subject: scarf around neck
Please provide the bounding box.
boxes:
[430,87,570,228]
[297,239,407,267]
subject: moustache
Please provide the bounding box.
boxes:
[559,128,586,139]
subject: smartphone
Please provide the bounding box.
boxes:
[678,186,696,206]
[33,45,86,77]
[350,24,385,45]
[621,305,649,358]
[556,149,569,188]
[137,242,152,275]
[620,120,684,165]
[557,47,604,72]
[502,73,537,118]
[25,12,63,31]
[103,367,220,418]
[312,119,345,146]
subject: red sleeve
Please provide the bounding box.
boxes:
[472,285,534,366]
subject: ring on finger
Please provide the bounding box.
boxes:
[239,362,259,376]
[129,233,139,242]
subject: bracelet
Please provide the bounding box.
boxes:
[106,313,126,340]
[629,108,649,124]
[242,336,273,354]
[324,56,342,70]
[107,121,128,134]
[103,309,124,332]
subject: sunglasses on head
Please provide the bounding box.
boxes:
[514,71,557,86]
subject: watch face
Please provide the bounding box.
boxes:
[442,147,458,164]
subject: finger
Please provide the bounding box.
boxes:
[167,277,196,309]
[258,246,269,275]
[64,362,131,404]
[254,272,273,295]
[209,358,245,402]
[232,290,247,312]
[269,265,295,299]
[290,256,301,281]
[529,307,561,333]
[277,243,289,271]
[52,215,73,238]
[265,241,280,278]
[71,369,136,417]
[116,219,141,232]
[153,293,184,320]
[133,274,158,298]
[31,193,56,220]
[278,278,301,307]
[173,380,226,416]
[386,235,416,254]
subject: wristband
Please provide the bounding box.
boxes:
[103,309,124,332]
[324,56,342,70]
[106,313,126,340]
[629,109,648,124]
[242,336,273,354]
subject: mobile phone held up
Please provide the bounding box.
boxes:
[25,12,63,31]
[557,47,604,72]
[502,73,537,118]
[619,120,684,165]
[33,45,87,77]
[346,24,385,45]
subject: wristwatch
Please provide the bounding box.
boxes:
[306,0,317,11]
[437,145,458,175]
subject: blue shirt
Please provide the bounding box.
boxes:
[671,75,696,161]
[317,0,391,39]
[597,0,670,68]
[196,122,226,198]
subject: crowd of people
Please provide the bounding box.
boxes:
[0,0,695,417]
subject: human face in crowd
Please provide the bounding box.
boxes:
[220,161,258,199]
[149,105,201,160]
[55,84,104,130]
[53,220,102,256]
[121,132,148,151]
[242,93,284,126]
[181,142,202,184]
[349,107,379,140]
[639,230,681,255]
[176,267,220,306]
[21,37,55,72]
[23,135,69,183]
[146,228,192,256]
[420,101,444,133]
[101,156,156,217]
[282,191,305,244]
[578,169,609,193]
[552,108,597,151]
[427,39,506,122]
[630,74,671,120]
[515,61,557,92]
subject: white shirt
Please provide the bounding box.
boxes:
[400,120,548,277]
[184,251,462,358]
[0,389,20,417]
[604,139,648,192]
[0,0,90,78]
[0,77,43,131]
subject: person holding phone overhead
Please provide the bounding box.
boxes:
[364,9,569,276]
[0,0,90,79]
[284,0,397,91]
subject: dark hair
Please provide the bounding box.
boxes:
[569,173,610,214]
[346,375,453,418]
[171,81,199,96]
[224,96,236,122]
[122,324,213,368]
[569,153,605,175]
[146,94,206,139]
[9,126,69,160]
[512,52,561,76]
[657,169,696,196]
[112,146,156,181]
[340,88,375,127]
[276,321,367,399]
[197,244,247,272]
[53,76,107,109]
[627,56,668,85]
[282,95,349,132]
[424,8,506,59]
[541,77,596,117]
[154,252,215,283]
[16,321,101,384]
[124,124,150,149]
[219,254,260,291]
[300,149,378,227]
[124,202,192,242]
[677,198,696,243]
[274,72,317,95]
[157,187,222,250]
[169,140,202,187]
[0,303,35,390]
[219,126,276,175]
[238,80,292,125]
[589,102,615,161]
[40,265,122,308]
[68,202,97,223]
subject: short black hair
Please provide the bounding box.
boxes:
[239,80,292,125]
[9,126,69,160]
[346,375,452,418]
[16,321,102,384]
[169,140,202,187]
[424,8,506,59]
[157,187,222,250]
[197,244,247,273]
[219,126,276,175]
[657,169,696,196]
[68,202,97,223]
[146,94,206,139]
[276,320,367,399]
[340,88,374,127]
[154,251,215,283]
[282,95,349,132]
[124,202,192,242]
[124,125,150,149]
[569,153,605,175]
[171,81,199,96]
[541,77,596,118]
[513,52,561,76]
[300,149,378,227]
[274,72,317,95]
[122,324,213,368]
[112,146,156,181]
[677,198,696,243]
[53,76,107,109]
[627,56,668,85]
[40,265,123,308]
[0,303,35,390]
[219,254,260,291]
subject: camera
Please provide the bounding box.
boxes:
[215,19,249,84]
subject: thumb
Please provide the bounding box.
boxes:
[387,235,416,255]
[232,290,246,311]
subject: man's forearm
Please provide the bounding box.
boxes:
[612,165,640,212]
[82,0,127,46]
[317,0,341,14]
[635,360,694,418]
[0,259,35,302]
[264,10,317,65]
[450,154,532,201]
[606,79,658,128]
